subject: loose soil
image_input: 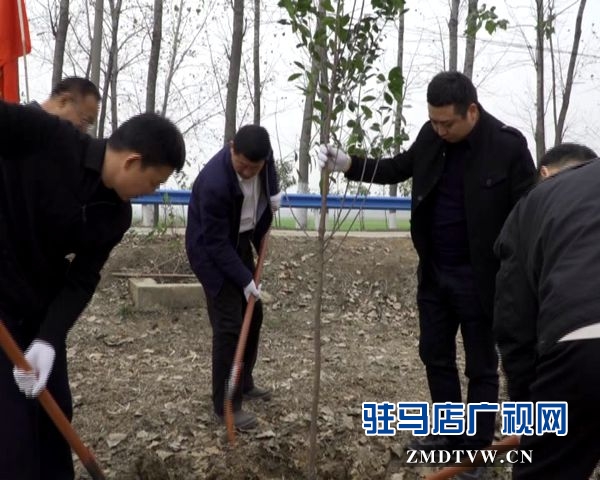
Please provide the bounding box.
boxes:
[66,232,582,480]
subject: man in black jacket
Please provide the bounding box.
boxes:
[494,143,598,479]
[0,100,185,480]
[319,71,535,457]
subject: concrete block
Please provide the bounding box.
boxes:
[129,278,205,310]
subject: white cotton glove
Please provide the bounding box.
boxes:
[13,340,56,398]
[243,280,261,301]
[270,192,282,212]
[317,144,351,172]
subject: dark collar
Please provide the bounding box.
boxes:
[85,139,107,173]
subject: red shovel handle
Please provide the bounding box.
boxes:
[225,230,271,445]
[0,319,106,480]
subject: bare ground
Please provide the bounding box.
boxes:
[64,232,557,480]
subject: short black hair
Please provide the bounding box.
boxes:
[426,71,478,116]
[538,142,597,170]
[232,125,272,163]
[51,77,101,101]
[108,113,185,172]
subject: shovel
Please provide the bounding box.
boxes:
[0,319,106,480]
[224,230,270,445]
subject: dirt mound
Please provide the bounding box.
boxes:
[67,232,514,479]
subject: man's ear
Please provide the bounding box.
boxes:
[123,153,142,170]
[539,165,551,179]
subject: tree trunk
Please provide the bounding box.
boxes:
[89,0,104,137]
[448,0,459,71]
[253,0,260,125]
[162,0,184,117]
[463,0,478,78]
[146,0,163,114]
[295,14,323,229]
[554,0,587,145]
[534,0,546,163]
[98,0,121,139]
[388,9,405,230]
[223,0,244,143]
[51,0,70,87]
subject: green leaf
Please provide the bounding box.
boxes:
[288,73,303,82]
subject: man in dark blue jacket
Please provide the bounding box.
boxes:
[186,125,280,430]
[0,100,185,479]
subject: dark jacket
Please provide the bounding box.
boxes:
[494,159,600,401]
[185,146,280,297]
[0,101,132,348]
[345,107,535,315]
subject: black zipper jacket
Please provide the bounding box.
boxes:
[345,106,535,316]
[0,101,132,348]
[494,159,600,401]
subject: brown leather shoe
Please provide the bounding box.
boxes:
[243,386,272,401]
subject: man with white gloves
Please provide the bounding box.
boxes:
[0,99,185,479]
[318,72,535,470]
[186,125,280,431]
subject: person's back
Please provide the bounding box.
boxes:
[514,159,600,351]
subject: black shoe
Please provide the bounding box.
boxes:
[215,409,258,431]
[243,386,272,401]
[405,435,458,452]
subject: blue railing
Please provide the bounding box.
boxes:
[133,190,412,211]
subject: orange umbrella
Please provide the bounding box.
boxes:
[0,0,31,102]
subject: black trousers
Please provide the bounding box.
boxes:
[417,262,499,447]
[206,232,263,416]
[513,339,600,480]
[0,314,74,480]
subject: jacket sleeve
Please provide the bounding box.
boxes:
[493,202,538,402]
[37,207,132,349]
[194,178,253,289]
[345,145,415,185]
[504,127,536,207]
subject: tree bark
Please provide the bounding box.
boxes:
[389,9,406,230]
[554,0,587,145]
[534,0,546,163]
[98,0,121,138]
[448,0,459,71]
[146,0,163,114]
[52,0,70,87]
[162,0,185,117]
[223,0,244,143]
[463,0,478,78]
[253,0,260,125]
[89,0,104,137]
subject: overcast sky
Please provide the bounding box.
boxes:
[19,0,600,192]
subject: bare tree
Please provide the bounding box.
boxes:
[448,0,460,71]
[534,0,546,162]
[89,0,104,137]
[388,9,406,230]
[463,0,478,78]
[52,0,70,87]
[253,0,260,125]
[553,0,587,145]
[98,0,122,138]
[146,0,163,114]
[223,0,244,143]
